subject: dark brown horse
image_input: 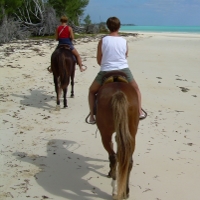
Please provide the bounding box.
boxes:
[51,45,75,110]
[96,76,139,199]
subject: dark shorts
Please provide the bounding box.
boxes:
[95,68,134,85]
[58,38,74,50]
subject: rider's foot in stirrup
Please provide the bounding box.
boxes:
[89,115,96,124]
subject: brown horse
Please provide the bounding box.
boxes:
[51,45,75,110]
[96,76,139,199]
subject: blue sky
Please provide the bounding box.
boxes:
[84,0,200,26]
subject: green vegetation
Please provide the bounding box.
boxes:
[48,0,89,25]
[0,0,110,43]
[83,14,92,25]
[0,0,23,20]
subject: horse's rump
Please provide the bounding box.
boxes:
[51,47,75,89]
[96,82,139,128]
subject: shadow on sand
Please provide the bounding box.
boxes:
[14,139,111,200]
[12,89,55,110]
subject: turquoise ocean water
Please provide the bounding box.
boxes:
[120,26,200,34]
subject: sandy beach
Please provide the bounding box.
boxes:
[0,32,200,200]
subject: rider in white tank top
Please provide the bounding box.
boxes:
[87,17,145,123]
[101,36,128,71]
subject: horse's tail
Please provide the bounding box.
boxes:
[59,51,70,89]
[111,90,134,199]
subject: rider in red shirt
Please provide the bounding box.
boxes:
[49,16,85,72]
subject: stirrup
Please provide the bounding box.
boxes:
[47,66,52,73]
[139,108,147,120]
[85,113,96,124]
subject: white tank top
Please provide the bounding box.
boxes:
[100,36,128,71]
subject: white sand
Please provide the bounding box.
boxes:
[0,33,200,200]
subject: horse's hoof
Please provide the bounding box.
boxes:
[70,95,74,98]
[112,194,118,200]
[63,105,68,108]
[123,194,129,199]
[112,193,129,200]
[55,105,60,111]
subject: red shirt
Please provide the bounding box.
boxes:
[57,25,70,39]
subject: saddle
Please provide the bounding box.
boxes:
[56,44,77,63]
[102,70,128,85]
[56,44,71,50]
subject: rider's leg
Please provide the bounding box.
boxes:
[88,80,101,123]
[129,79,143,116]
[72,48,82,68]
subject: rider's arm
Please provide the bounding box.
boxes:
[69,27,74,41]
[126,41,128,58]
[97,39,102,66]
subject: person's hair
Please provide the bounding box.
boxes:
[60,16,68,23]
[106,17,121,32]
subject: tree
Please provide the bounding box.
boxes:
[0,0,92,42]
[0,15,31,43]
[0,0,29,43]
[48,0,89,25]
[15,0,45,26]
[0,0,58,42]
[14,0,57,35]
[0,0,23,21]
[83,14,91,25]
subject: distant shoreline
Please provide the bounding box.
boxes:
[120,25,200,35]
[120,30,200,38]
[121,24,135,26]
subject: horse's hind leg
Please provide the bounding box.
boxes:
[100,132,118,198]
[54,76,61,111]
[70,79,74,98]
[70,65,75,98]
[108,152,117,179]
[100,132,116,177]
[63,87,68,108]
[109,154,118,199]
[123,157,133,199]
